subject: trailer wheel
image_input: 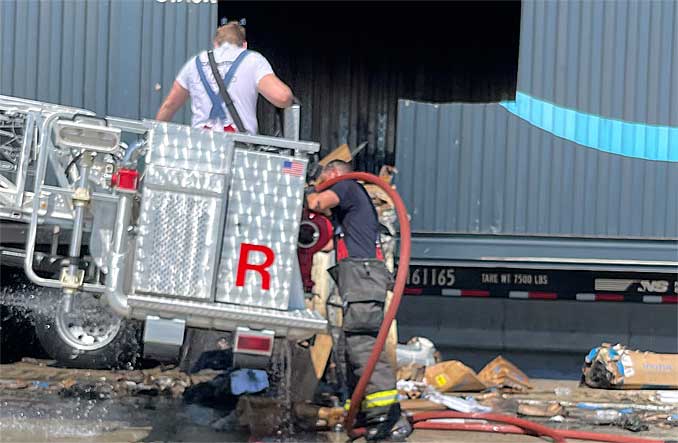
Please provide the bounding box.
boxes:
[33,294,141,369]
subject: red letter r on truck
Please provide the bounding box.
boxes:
[236,243,275,290]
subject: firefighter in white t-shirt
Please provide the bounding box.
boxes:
[155,21,293,134]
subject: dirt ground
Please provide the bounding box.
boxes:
[0,359,676,443]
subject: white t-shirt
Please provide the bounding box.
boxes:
[176,43,273,134]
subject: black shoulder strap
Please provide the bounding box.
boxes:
[206,50,247,133]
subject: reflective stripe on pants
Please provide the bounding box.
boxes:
[344,389,398,411]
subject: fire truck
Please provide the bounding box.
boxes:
[0,95,328,369]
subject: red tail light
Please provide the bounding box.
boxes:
[234,328,274,356]
[111,168,139,191]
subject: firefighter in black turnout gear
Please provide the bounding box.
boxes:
[306,160,411,441]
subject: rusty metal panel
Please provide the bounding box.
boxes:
[0,0,217,123]
[395,99,678,240]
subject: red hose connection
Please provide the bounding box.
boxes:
[314,173,669,443]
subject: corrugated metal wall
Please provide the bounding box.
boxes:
[396,100,678,239]
[519,0,678,127]
[395,0,678,240]
[0,0,217,123]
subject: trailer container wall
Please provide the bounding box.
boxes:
[0,0,217,124]
[519,0,678,127]
[395,99,678,240]
[393,0,678,360]
[394,0,678,266]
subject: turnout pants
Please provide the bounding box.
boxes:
[330,258,399,426]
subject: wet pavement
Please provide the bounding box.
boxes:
[0,359,677,443]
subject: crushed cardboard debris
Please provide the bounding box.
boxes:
[582,343,678,390]
[517,402,564,417]
[425,356,531,393]
[425,360,487,392]
[478,356,532,391]
[400,398,447,412]
[396,364,426,384]
[293,403,344,430]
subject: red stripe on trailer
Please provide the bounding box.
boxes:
[404,288,423,295]
[528,292,557,300]
[461,290,490,297]
[595,293,625,302]
[662,295,678,304]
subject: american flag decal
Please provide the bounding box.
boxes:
[282,160,304,176]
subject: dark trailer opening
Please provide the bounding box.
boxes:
[218,1,521,171]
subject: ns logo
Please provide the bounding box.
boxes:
[637,280,675,293]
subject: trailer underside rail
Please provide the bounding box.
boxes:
[407,233,678,273]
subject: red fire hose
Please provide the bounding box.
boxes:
[316,172,412,438]
[314,173,670,443]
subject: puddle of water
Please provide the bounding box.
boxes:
[0,389,249,443]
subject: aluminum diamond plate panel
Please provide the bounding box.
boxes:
[133,123,234,300]
[145,122,236,172]
[215,149,306,310]
[133,187,224,300]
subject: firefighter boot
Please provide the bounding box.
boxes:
[365,404,412,441]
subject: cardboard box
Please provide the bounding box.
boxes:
[478,356,532,391]
[425,356,531,393]
[582,343,678,389]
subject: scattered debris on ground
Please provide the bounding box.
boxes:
[424,356,532,393]
[2,340,678,439]
[396,337,439,367]
[0,357,214,399]
[582,343,678,390]
[391,337,678,437]
[517,402,564,417]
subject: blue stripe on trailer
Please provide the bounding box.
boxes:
[500,92,678,162]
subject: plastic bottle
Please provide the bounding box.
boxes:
[593,410,621,424]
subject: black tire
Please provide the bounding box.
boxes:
[0,304,49,363]
[33,307,141,370]
[1,265,141,369]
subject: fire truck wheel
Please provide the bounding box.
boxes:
[33,294,141,369]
